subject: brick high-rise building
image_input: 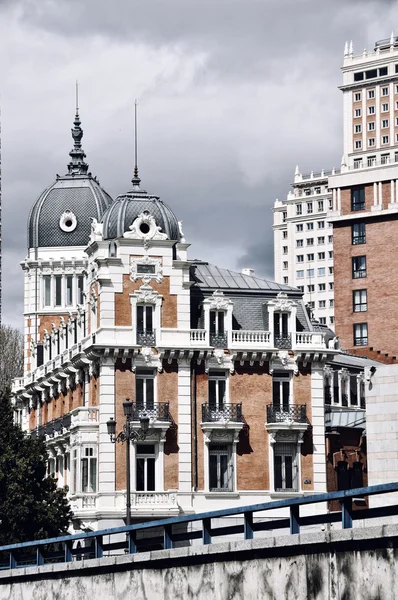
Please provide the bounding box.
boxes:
[329,35,398,362]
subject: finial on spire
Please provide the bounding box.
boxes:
[131,99,141,188]
[349,40,353,55]
[344,41,349,56]
[67,81,89,175]
[295,164,300,176]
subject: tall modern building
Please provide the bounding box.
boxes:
[329,35,398,361]
[273,168,335,327]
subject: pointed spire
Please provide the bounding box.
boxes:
[131,99,141,188]
[344,41,349,56]
[67,81,89,175]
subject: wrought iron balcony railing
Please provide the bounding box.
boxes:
[30,414,72,438]
[202,403,243,423]
[129,402,170,422]
[210,333,228,348]
[266,404,307,424]
[137,330,156,346]
[274,334,292,349]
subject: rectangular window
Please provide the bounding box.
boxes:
[354,72,364,82]
[381,154,390,165]
[307,202,313,214]
[318,283,326,291]
[317,221,325,229]
[282,211,287,222]
[274,443,298,492]
[382,87,389,96]
[77,275,84,305]
[368,106,375,115]
[66,276,73,307]
[296,224,303,232]
[272,372,290,412]
[354,109,361,117]
[307,238,314,246]
[352,222,366,244]
[351,187,365,211]
[283,261,288,269]
[318,252,325,260]
[304,188,311,196]
[274,313,289,337]
[352,256,367,278]
[368,156,376,167]
[307,223,314,231]
[328,235,333,243]
[137,305,153,333]
[368,89,375,99]
[209,443,232,491]
[81,447,97,493]
[55,275,62,307]
[307,284,315,292]
[317,237,325,244]
[319,300,326,308]
[210,310,225,335]
[137,264,156,275]
[368,122,375,131]
[209,372,227,410]
[296,204,302,215]
[353,289,367,312]
[43,276,51,307]
[318,267,326,276]
[382,103,389,112]
[297,255,304,262]
[329,299,334,308]
[136,444,156,492]
[314,187,321,195]
[307,268,315,277]
[283,231,288,239]
[319,317,326,325]
[353,158,362,169]
[307,253,314,261]
[329,282,334,290]
[283,246,288,254]
[297,286,304,292]
[328,251,333,259]
[379,67,388,77]
[136,370,155,409]
[368,138,375,147]
[354,124,362,133]
[296,239,303,247]
[296,270,304,279]
[382,135,389,144]
[317,200,324,212]
[354,92,361,101]
[354,323,368,346]
[329,267,334,275]
[382,119,389,128]
[283,277,288,284]
[355,140,362,149]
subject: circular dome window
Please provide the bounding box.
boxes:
[59,210,77,233]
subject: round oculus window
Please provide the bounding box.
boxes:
[59,210,77,233]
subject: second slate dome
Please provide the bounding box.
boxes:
[101,175,181,241]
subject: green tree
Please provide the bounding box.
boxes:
[0,391,72,545]
[0,325,24,394]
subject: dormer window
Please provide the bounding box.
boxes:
[210,310,227,347]
[137,305,155,346]
[274,312,290,348]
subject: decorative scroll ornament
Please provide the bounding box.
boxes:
[89,292,97,312]
[207,289,232,311]
[124,211,168,247]
[269,351,298,375]
[133,283,160,305]
[268,292,295,313]
[205,349,234,374]
[89,217,104,243]
[130,255,163,284]
[30,339,37,357]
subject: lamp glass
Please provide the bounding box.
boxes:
[123,400,133,418]
[140,416,150,433]
[107,417,116,436]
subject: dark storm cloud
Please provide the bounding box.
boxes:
[1,0,398,326]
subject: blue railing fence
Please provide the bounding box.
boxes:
[1,482,398,570]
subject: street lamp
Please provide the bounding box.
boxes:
[107,399,150,526]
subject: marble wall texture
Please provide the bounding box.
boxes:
[1,525,398,600]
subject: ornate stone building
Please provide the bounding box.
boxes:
[12,107,373,532]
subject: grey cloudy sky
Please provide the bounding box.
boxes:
[0,0,397,328]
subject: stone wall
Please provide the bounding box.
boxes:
[1,525,398,600]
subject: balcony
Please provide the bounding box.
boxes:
[137,329,156,346]
[31,414,72,439]
[231,330,271,348]
[129,402,170,422]
[202,403,243,423]
[210,332,228,348]
[274,334,292,349]
[267,404,308,431]
[131,491,178,510]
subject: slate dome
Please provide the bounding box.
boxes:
[28,109,112,249]
[101,170,180,242]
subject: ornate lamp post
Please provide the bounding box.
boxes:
[107,399,150,526]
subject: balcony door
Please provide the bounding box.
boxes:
[209,443,233,491]
[209,371,227,411]
[136,444,156,492]
[274,442,298,492]
[272,372,290,412]
[136,369,155,410]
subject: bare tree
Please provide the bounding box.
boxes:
[0,325,24,393]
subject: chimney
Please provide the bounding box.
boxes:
[241,268,254,276]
